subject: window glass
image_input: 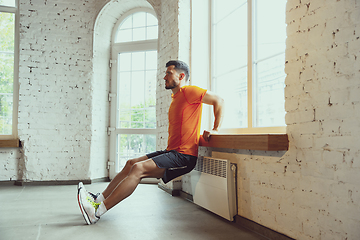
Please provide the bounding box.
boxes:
[254,0,286,60]
[0,0,15,7]
[110,9,158,174]
[213,1,248,129]
[117,50,157,129]
[115,12,158,43]
[132,12,146,28]
[193,0,287,132]
[216,68,248,128]
[253,0,286,127]
[117,134,156,171]
[0,11,14,135]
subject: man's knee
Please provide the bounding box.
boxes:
[126,157,141,168]
[129,160,163,178]
[128,162,147,178]
[126,155,148,167]
[123,160,133,171]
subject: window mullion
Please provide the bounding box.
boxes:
[209,0,215,129]
[12,0,19,138]
[143,53,146,128]
[0,5,16,13]
[247,0,253,129]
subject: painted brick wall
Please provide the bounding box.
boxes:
[282,0,360,239]
[15,0,100,181]
[0,148,22,181]
[156,0,181,150]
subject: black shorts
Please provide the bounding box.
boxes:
[146,150,198,184]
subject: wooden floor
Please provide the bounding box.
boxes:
[1,182,268,240]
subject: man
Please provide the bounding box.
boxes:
[77,60,224,224]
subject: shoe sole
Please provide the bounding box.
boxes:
[77,184,91,225]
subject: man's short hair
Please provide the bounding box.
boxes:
[166,60,190,81]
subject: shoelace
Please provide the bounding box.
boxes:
[88,192,99,201]
[87,196,100,209]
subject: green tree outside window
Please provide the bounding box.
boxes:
[0,11,14,135]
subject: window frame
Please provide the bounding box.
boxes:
[191,0,286,135]
[0,0,19,140]
[108,8,158,177]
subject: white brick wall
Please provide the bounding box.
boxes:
[156,0,181,150]
[15,0,99,181]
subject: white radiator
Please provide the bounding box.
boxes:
[190,156,237,221]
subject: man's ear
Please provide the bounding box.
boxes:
[179,73,185,80]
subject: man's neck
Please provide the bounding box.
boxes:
[171,84,184,95]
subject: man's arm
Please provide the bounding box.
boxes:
[202,90,224,141]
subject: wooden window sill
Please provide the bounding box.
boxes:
[0,139,21,148]
[199,134,288,151]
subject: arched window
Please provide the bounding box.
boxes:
[114,11,158,43]
[109,9,158,174]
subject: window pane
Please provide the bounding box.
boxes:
[0,0,15,7]
[0,81,13,135]
[253,0,286,128]
[213,2,247,79]
[120,15,132,29]
[253,54,286,127]
[0,12,14,52]
[255,0,286,60]
[145,69,156,106]
[144,52,157,129]
[146,25,158,40]
[214,0,247,23]
[116,12,158,43]
[119,110,130,128]
[128,12,146,41]
[145,108,156,128]
[116,15,132,43]
[118,70,131,128]
[213,1,247,129]
[131,71,145,108]
[131,109,144,128]
[116,134,156,170]
[133,27,146,42]
[145,51,157,70]
[146,13,157,26]
[119,52,131,72]
[118,51,156,130]
[215,68,247,128]
[133,12,146,28]
[0,12,14,135]
[131,52,145,71]
[116,29,132,43]
[118,71,131,107]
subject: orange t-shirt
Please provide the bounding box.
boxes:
[166,85,207,156]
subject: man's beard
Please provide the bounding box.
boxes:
[165,81,177,89]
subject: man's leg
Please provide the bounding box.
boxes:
[101,155,149,199]
[103,159,165,210]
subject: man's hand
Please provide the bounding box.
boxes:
[202,130,218,142]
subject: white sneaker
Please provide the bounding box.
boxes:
[77,182,86,211]
[77,182,99,201]
[77,182,100,224]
